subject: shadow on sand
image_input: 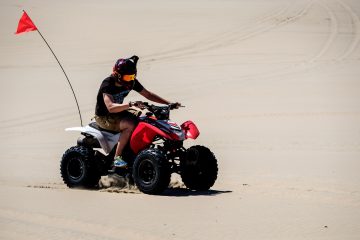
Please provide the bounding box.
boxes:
[161,188,232,197]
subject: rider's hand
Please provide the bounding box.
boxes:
[134,101,146,110]
[171,102,182,109]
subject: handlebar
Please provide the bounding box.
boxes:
[131,102,184,120]
[138,102,184,110]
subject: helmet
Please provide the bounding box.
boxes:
[113,55,139,76]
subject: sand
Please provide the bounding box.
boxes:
[1,0,360,239]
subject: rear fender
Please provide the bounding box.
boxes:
[181,121,200,139]
[66,126,120,154]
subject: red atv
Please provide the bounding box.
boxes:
[61,103,218,194]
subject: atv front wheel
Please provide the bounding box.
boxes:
[180,145,218,191]
[60,146,100,188]
[132,148,170,194]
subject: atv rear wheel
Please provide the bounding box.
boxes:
[132,148,170,194]
[180,145,218,191]
[61,146,101,188]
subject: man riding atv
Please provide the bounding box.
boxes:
[61,56,218,194]
[94,55,181,169]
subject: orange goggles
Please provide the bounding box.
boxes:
[122,74,135,81]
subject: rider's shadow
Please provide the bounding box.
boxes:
[161,188,232,197]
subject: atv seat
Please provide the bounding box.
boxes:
[89,122,119,134]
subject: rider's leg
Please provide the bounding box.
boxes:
[113,117,136,167]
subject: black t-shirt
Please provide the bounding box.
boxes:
[95,76,144,116]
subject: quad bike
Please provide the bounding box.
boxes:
[61,103,218,194]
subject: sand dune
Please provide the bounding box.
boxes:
[1,0,360,239]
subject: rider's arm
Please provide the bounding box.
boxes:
[103,93,130,113]
[139,88,170,105]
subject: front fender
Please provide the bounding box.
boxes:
[130,122,172,154]
[181,121,200,139]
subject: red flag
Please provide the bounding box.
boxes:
[15,11,37,34]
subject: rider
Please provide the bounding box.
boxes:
[95,55,181,169]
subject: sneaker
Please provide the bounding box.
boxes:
[113,156,128,168]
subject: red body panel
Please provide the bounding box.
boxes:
[130,122,171,154]
[130,120,200,154]
[181,121,200,139]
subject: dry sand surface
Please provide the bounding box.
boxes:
[1,0,360,239]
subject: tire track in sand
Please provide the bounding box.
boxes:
[307,0,339,63]
[142,3,293,62]
[237,0,340,80]
[143,2,314,64]
[235,0,356,83]
[151,1,315,97]
[197,0,340,90]
[336,0,360,60]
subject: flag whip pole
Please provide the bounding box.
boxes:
[36,30,83,126]
[22,10,83,126]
